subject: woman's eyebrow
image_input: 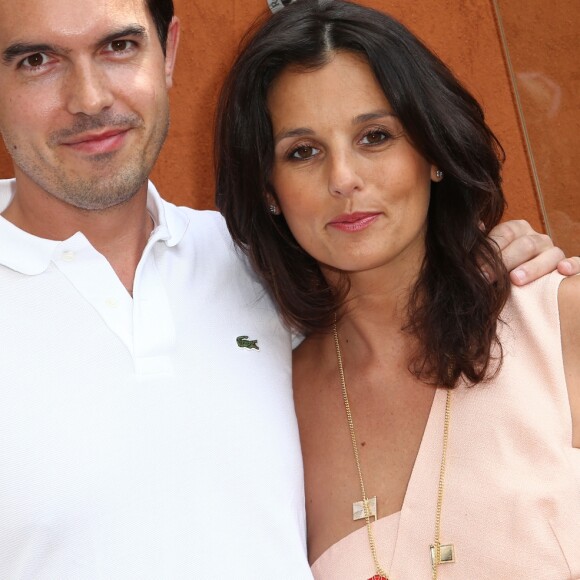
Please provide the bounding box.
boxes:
[274,127,315,145]
[352,110,396,124]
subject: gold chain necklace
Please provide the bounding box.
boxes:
[332,323,454,580]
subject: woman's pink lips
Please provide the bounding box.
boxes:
[328,212,381,232]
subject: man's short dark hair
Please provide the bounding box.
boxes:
[146,0,174,53]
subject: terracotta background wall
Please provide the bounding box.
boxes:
[497,0,579,255]
[0,0,547,231]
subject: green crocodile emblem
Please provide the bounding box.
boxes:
[236,335,259,350]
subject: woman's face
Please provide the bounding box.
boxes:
[268,51,439,277]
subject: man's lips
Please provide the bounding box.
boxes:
[328,212,381,232]
[60,128,131,154]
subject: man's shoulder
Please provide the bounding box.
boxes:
[150,184,227,243]
[169,204,230,243]
[161,199,249,264]
[174,204,223,227]
[149,184,251,269]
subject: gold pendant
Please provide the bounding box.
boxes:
[353,496,377,521]
[430,543,455,564]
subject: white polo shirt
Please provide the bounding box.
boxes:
[0,179,312,579]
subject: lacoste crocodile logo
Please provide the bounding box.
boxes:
[236,335,260,350]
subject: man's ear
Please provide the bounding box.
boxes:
[164,17,180,89]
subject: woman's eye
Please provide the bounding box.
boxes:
[290,145,320,160]
[21,53,49,69]
[361,131,388,145]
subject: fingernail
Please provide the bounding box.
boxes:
[512,268,526,283]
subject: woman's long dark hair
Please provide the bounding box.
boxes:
[215,0,510,388]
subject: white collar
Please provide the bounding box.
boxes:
[0,179,189,275]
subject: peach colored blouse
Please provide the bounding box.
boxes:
[312,272,580,579]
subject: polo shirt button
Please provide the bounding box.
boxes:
[105,297,119,309]
[61,250,75,262]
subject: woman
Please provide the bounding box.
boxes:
[215,1,580,578]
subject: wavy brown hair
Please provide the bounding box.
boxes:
[215,0,510,388]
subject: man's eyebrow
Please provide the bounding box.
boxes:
[2,25,148,66]
[2,43,68,65]
[98,25,148,48]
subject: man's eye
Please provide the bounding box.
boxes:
[21,53,49,68]
[109,40,133,52]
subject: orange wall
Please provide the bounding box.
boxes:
[0,0,542,229]
[498,0,579,254]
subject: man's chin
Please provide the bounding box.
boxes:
[48,169,147,212]
[61,186,143,212]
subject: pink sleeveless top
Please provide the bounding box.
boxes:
[312,272,580,579]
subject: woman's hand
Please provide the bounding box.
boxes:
[489,220,580,285]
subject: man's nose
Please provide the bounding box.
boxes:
[64,61,114,116]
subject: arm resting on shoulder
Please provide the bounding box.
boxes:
[558,274,580,448]
[489,220,580,284]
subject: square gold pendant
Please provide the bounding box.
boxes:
[352,497,377,521]
[430,543,455,564]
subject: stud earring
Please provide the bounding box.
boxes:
[269,203,281,215]
[435,169,444,180]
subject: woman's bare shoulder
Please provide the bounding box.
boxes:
[292,332,335,400]
[293,332,328,368]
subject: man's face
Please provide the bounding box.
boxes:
[0,0,178,210]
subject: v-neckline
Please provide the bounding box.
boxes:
[311,387,445,572]
[389,386,449,575]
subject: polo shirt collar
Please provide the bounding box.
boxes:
[0,179,189,275]
[146,181,188,248]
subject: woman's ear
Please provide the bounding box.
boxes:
[265,191,281,215]
[431,167,444,182]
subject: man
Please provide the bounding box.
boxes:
[0,0,310,577]
[0,0,575,578]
